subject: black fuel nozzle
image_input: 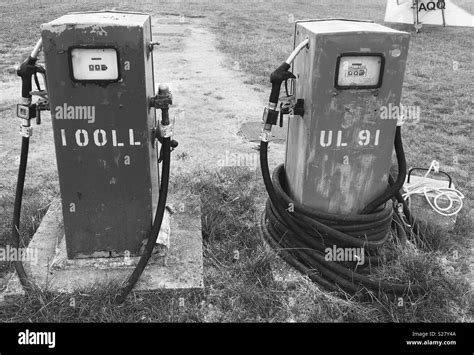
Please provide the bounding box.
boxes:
[16,54,49,133]
[269,62,296,105]
[262,62,296,131]
[17,56,38,100]
[17,59,46,98]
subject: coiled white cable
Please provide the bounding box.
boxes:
[402,160,464,217]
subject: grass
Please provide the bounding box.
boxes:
[0,0,472,322]
[0,168,471,322]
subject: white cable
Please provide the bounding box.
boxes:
[402,160,464,217]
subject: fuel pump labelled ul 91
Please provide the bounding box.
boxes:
[12,11,177,301]
[260,19,428,296]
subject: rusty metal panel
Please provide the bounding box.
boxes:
[41,11,158,258]
[285,20,410,214]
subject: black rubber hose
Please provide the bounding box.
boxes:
[116,133,171,304]
[271,166,393,243]
[10,50,41,293]
[262,195,426,295]
[388,174,420,235]
[259,136,428,296]
[361,127,406,214]
[11,136,33,292]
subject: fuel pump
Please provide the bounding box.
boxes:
[259,19,428,296]
[11,11,177,303]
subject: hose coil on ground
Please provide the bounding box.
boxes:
[259,128,428,296]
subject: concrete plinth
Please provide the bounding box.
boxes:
[1,192,203,305]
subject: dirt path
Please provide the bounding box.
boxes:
[150,15,286,176]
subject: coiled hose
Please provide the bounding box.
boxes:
[259,127,429,296]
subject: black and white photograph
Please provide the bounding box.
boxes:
[0,0,472,352]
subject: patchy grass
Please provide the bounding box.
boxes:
[0,168,471,322]
[0,0,472,322]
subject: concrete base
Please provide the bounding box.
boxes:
[1,192,203,305]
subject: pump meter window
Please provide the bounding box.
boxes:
[70,48,119,82]
[335,54,384,89]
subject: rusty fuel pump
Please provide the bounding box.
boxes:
[259,19,428,296]
[11,11,177,302]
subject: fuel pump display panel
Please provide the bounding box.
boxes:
[335,54,384,89]
[70,47,120,82]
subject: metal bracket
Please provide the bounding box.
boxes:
[160,122,173,138]
[260,129,271,142]
[20,125,33,138]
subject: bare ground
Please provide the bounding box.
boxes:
[150,15,286,176]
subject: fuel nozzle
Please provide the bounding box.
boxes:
[16,49,49,137]
[261,38,309,140]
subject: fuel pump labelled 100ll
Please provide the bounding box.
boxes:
[260,19,429,296]
[12,11,177,302]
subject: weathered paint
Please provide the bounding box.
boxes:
[41,11,159,258]
[285,20,410,214]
